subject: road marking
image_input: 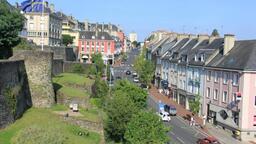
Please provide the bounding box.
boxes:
[176,136,185,144]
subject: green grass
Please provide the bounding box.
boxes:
[50,104,69,111]
[79,108,101,123]
[0,108,101,144]
[59,86,90,98]
[53,73,94,86]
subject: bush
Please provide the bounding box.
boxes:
[72,64,85,74]
[11,125,68,144]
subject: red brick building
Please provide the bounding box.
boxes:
[78,31,115,63]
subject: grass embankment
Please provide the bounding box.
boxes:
[0,108,101,144]
[53,73,94,98]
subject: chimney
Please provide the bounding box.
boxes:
[95,23,98,37]
[198,34,209,42]
[50,4,55,12]
[224,34,235,55]
[102,22,104,32]
[177,34,189,41]
[84,20,89,31]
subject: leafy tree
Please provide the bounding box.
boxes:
[125,111,170,144]
[12,38,33,50]
[132,41,137,47]
[62,34,74,46]
[91,53,105,75]
[0,0,24,59]
[211,29,220,37]
[91,76,108,106]
[189,94,201,115]
[134,47,155,85]
[105,93,139,142]
[114,80,147,109]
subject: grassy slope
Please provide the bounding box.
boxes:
[53,73,94,98]
[0,108,101,144]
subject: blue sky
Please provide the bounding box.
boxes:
[9,0,256,41]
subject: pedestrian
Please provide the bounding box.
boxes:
[190,116,194,126]
[202,114,207,126]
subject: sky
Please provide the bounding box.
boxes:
[8,0,256,41]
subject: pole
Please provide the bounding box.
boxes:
[41,0,44,51]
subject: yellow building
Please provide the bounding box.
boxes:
[56,12,84,48]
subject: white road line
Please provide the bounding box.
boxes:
[176,136,185,144]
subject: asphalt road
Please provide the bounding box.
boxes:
[113,48,207,144]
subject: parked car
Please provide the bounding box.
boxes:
[116,76,121,79]
[140,83,148,89]
[164,105,177,116]
[132,72,137,77]
[126,70,131,75]
[157,111,171,122]
[133,77,139,83]
[197,137,220,144]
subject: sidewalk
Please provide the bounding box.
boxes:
[149,86,254,144]
[206,123,249,144]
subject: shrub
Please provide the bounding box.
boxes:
[72,64,85,74]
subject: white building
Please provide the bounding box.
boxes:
[129,32,138,42]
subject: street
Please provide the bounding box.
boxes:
[113,48,207,144]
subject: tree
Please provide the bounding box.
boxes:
[124,111,170,144]
[62,34,74,46]
[134,47,155,85]
[0,0,24,59]
[114,80,148,109]
[91,53,105,75]
[132,41,137,47]
[12,38,33,50]
[105,93,139,142]
[91,76,108,106]
[211,29,220,37]
[189,94,201,115]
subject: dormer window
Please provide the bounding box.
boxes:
[201,54,205,62]
[82,35,85,39]
[92,36,95,39]
[194,55,198,62]
[101,36,105,40]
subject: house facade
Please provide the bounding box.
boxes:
[78,31,115,63]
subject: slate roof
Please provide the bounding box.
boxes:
[206,40,256,70]
[79,31,113,40]
[189,38,224,66]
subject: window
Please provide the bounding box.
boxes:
[81,47,84,51]
[101,47,104,52]
[29,23,34,29]
[207,87,210,98]
[108,42,111,46]
[82,41,84,45]
[96,42,99,46]
[40,23,44,30]
[255,96,256,106]
[101,42,104,46]
[233,93,237,102]
[183,80,186,90]
[207,71,211,81]
[214,89,218,100]
[86,47,89,52]
[38,32,41,36]
[214,71,219,82]
[223,73,228,84]
[201,54,205,62]
[253,116,256,126]
[233,74,239,85]
[222,91,227,103]
[92,42,95,46]
[87,41,90,46]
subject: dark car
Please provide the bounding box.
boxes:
[197,137,220,144]
[140,83,148,89]
[116,76,121,79]
[126,70,131,75]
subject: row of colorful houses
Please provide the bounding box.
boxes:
[146,31,256,141]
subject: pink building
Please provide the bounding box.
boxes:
[204,34,256,141]
[78,31,115,63]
